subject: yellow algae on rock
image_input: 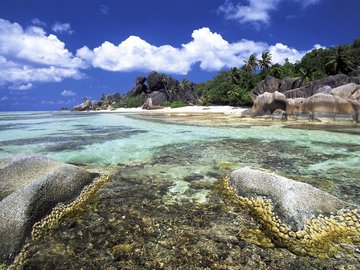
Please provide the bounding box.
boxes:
[10,175,111,269]
[220,176,360,259]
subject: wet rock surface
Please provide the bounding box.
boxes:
[7,140,360,269]
[0,154,98,260]
[228,167,351,230]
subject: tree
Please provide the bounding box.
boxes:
[268,64,283,79]
[326,47,353,74]
[297,67,317,84]
[243,54,258,73]
[230,67,242,85]
[258,51,272,70]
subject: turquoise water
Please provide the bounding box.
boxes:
[1,111,360,269]
[1,111,360,204]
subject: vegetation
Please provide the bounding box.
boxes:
[112,96,145,109]
[162,100,187,108]
[195,38,360,106]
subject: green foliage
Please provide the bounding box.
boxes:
[196,71,254,106]
[112,96,144,108]
[162,100,187,108]
[258,51,272,70]
[194,38,360,107]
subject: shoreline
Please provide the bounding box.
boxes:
[83,106,360,127]
[94,105,249,115]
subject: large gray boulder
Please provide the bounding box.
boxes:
[250,76,281,102]
[330,83,360,100]
[251,91,287,116]
[72,99,97,111]
[305,93,357,121]
[0,154,98,260]
[228,167,351,231]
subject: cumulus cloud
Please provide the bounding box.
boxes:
[61,90,76,96]
[77,27,315,74]
[52,22,74,34]
[0,18,84,89]
[218,0,321,25]
[0,96,9,101]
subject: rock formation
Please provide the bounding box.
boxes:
[0,154,98,260]
[72,98,98,111]
[228,167,350,230]
[225,167,360,258]
[72,71,200,111]
[244,74,360,122]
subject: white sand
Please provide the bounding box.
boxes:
[96,105,249,115]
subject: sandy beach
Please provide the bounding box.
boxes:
[98,105,249,115]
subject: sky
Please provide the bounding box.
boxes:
[0,0,359,111]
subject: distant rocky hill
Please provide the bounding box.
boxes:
[244,74,360,122]
[73,71,200,111]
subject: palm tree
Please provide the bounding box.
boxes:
[268,64,283,79]
[298,67,317,84]
[243,54,258,73]
[326,47,353,74]
[258,51,272,70]
[230,67,242,85]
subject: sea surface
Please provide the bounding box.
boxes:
[1,111,359,269]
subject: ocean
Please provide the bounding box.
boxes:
[1,111,359,268]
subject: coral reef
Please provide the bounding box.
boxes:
[221,177,360,259]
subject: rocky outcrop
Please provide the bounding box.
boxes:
[72,72,199,111]
[142,91,167,110]
[127,77,148,97]
[72,99,98,111]
[252,91,287,116]
[228,167,350,231]
[244,75,360,122]
[250,76,281,101]
[0,154,98,260]
[330,83,360,100]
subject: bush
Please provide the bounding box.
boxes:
[111,96,145,109]
[162,100,187,108]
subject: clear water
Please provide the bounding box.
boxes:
[1,111,360,268]
[1,111,359,204]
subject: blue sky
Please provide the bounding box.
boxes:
[0,0,359,111]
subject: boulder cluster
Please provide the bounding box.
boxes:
[73,71,200,111]
[244,74,360,122]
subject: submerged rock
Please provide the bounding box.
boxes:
[0,154,98,260]
[228,167,350,231]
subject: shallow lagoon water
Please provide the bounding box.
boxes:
[1,111,360,269]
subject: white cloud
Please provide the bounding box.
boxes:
[0,96,9,101]
[77,27,313,74]
[99,5,109,15]
[218,0,321,25]
[9,83,33,90]
[31,18,46,27]
[0,18,85,89]
[218,0,281,25]
[61,90,76,96]
[52,22,74,34]
[268,43,305,64]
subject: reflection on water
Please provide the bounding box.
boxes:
[1,111,360,268]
